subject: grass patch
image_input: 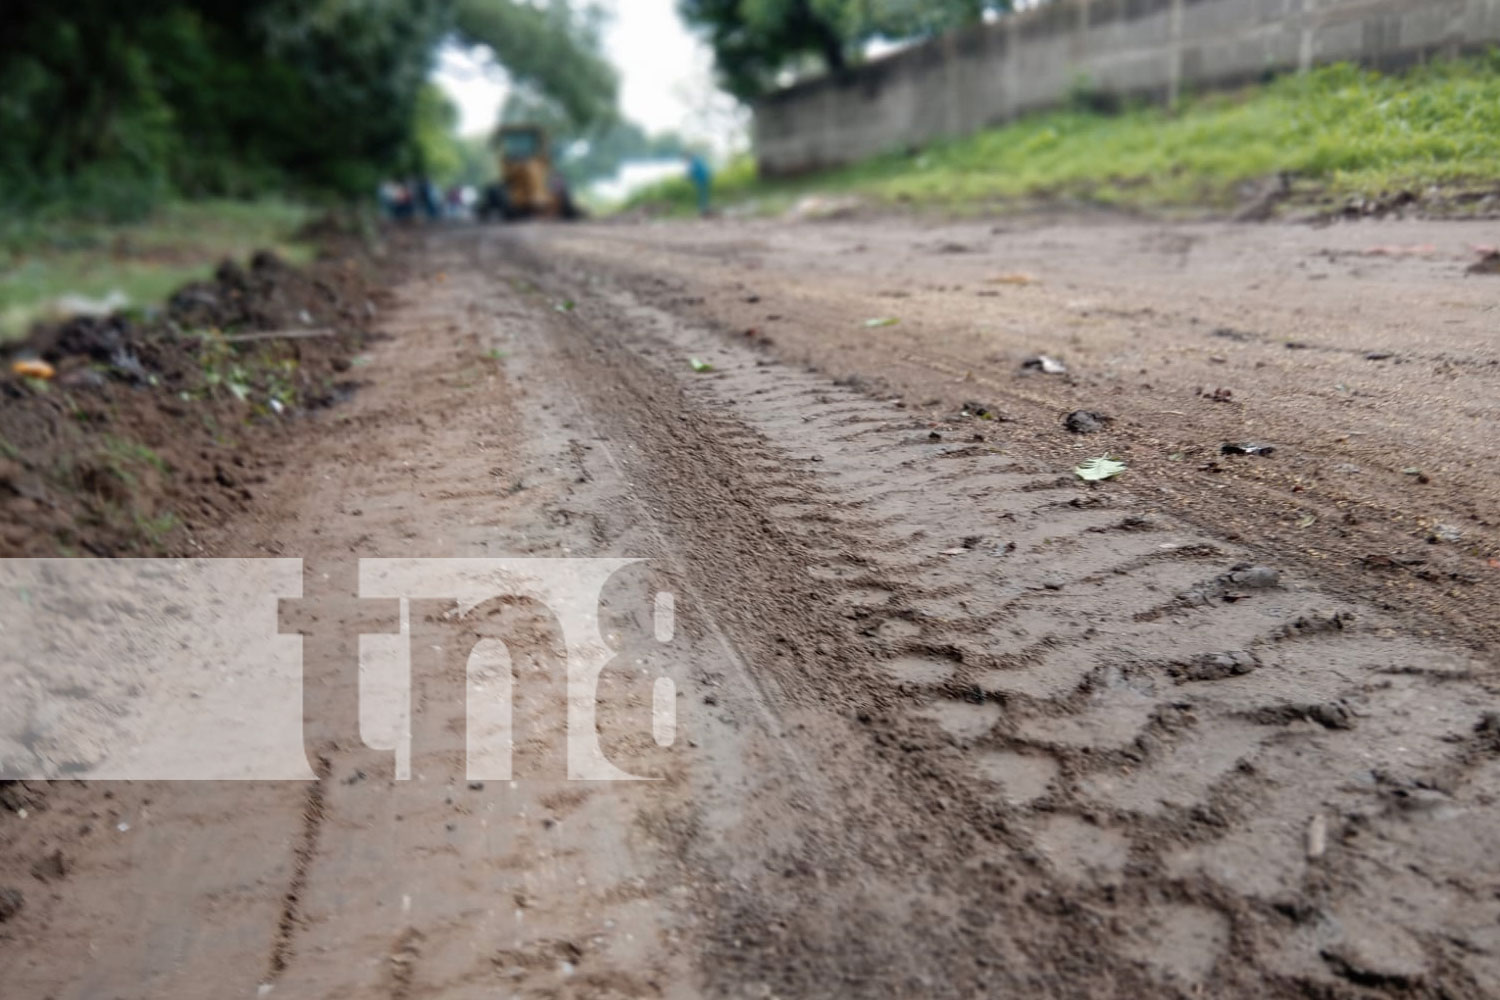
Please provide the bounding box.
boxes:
[101,435,168,478]
[623,156,759,215]
[625,57,1500,216]
[1,197,314,340]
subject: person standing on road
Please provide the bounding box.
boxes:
[686,154,713,217]
[417,175,441,221]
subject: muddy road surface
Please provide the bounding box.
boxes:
[3,215,1499,999]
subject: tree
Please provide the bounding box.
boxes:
[680,0,1024,101]
[0,0,619,216]
[454,0,617,130]
[679,0,848,101]
[413,84,467,183]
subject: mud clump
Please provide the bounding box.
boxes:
[1244,700,1356,730]
[1173,650,1259,682]
[1279,610,1353,638]
[1174,564,1283,609]
[29,850,67,883]
[168,251,352,332]
[1475,712,1500,752]
[0,782,37,814]
[0,886,22,923]
[0,245,392,557]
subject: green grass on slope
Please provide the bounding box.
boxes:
[626,57,1500,216]
[1,198,313,340]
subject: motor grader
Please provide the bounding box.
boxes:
[478,125,581,222]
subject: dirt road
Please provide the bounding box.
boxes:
[2,215,1499,998]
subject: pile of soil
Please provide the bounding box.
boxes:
[0,246,394,557]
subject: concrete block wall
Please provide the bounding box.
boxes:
[754,0,1500,175]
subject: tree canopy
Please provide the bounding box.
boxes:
[680,0,1023,101]
[0,0,619,217]
[454,0,617,129]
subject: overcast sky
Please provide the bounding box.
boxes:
[433,0,735,146]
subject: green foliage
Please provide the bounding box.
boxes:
[2,1,454,213]
[629,59,1500,213]
[447,135,501,189]
[681,0,847,100]
[414,84,467,182]
[249,0,451,193]
[1,0,619,219]
[102,436,169,478]
[681,0,1021,99]
[454,0,617,129]
[866,0,1016,38]
[859,58,1500,208]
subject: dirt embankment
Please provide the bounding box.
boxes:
[0,243,396,559]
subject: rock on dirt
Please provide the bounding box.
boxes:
[1227,565,1281,589]
[1021,355,1066,374]
[1063,410,1111,434]
[961,401,1005,420]
[1221,442,1276,456]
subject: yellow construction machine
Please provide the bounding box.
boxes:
[479,124,580,221]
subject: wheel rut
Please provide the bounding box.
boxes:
[499,229,1500,999]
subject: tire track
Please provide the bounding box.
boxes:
[509,235,1500,998]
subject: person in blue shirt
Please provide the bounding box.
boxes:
[686,154,712,216]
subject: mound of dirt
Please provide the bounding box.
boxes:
[0,245,394,558]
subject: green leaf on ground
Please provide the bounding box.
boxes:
[1075,456,1127,481]
[863,317,899,328]
[689,357,714,372]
